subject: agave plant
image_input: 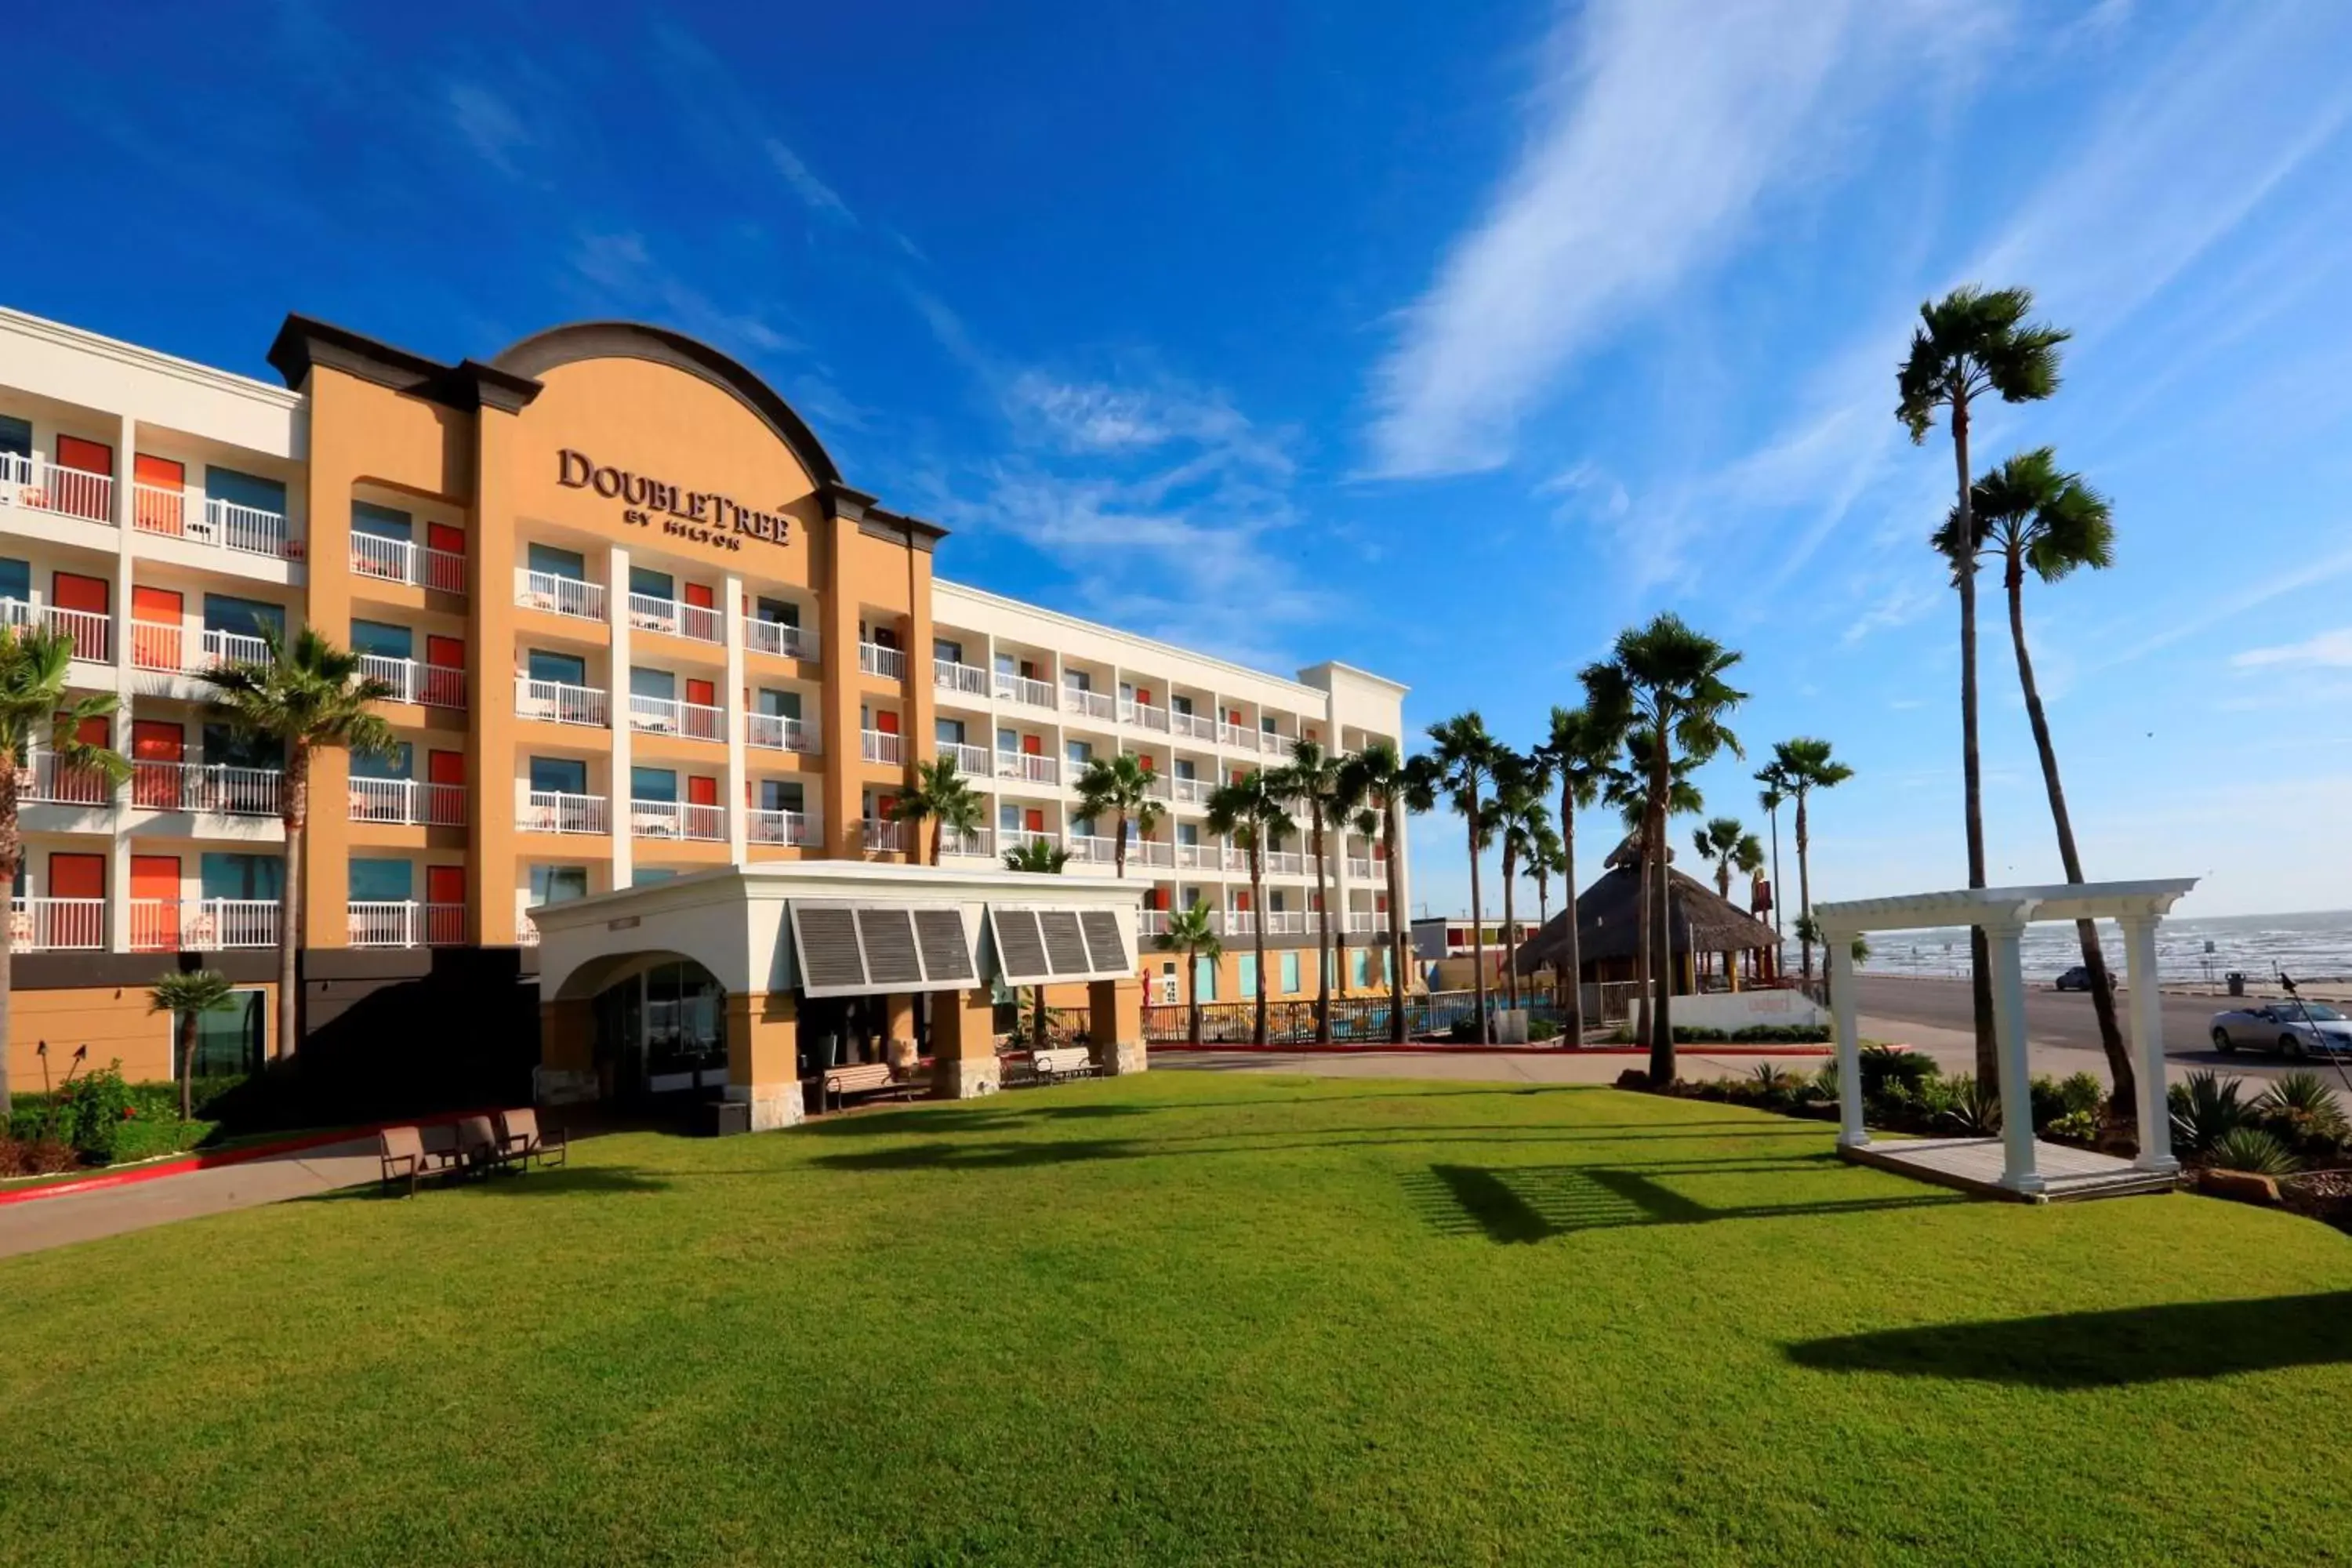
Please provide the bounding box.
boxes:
[2208,1126,2299,1178]
[2254,1071,2349,1146]
[1751,1062,1792,1094]
[1936,1073,2002,1135]
[1808,1062,1839,1103]
[2169,1070,2251,1156]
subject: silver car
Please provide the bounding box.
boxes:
[2209,1001,2352,1059]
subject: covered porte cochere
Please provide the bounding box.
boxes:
[530,861,1149,1128]
[1813,877,2198,1202]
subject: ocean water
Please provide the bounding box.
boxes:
[1791,910,2352,985]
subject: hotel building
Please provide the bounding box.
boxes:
[0,306,1408,1092]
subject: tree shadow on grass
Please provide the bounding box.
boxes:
[1403,1163,1961,1243]
[1784,1293,2352,1388]
[314,1167,673,1203]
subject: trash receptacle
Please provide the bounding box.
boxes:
[695,1098,750,1137]
[2226,971,2245,998]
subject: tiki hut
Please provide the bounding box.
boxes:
[1512,837,1779,994]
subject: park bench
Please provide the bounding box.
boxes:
[495,1108,567,1171]
[1030,1046,1097,1083]
[378,1125,460,1196]
[821,1060,904,1112]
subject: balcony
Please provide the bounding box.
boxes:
[9,896,105,949]
[1138,909,1170,938]
[0,452,113,528]
[516,898,542,948]
[940,827,996,859]
[743,617,815,661]
[1347,856,1376,880]
[1171,710,1218,742]
[3,599,111,663]
[862,729,903,766]
[130,760,281,817]
[1261,734,1300,760]
[514,677,609,728]
[350,534,463,593]
[17,751,114,808]
[1171,776,1211,804]
[746,713,817,753]
[360,655,464,709]
[347,776,466,826]
[629,694,724,742]
[1063,685,1116,723]
[630,799,725,841]
[514,568,605,622]
[1121,699,1171,733]
[131,620,273,677]
[1174,842,1218,871]
[942,742,991,777]
[858,641,906,681]
[1000,828,1056,858]
[1346,912,1389,935]
[935,659,989,699]
[347,900,466,947]
[861,818,910,853]
[132,481,297,561]
[747,808,818,847]
[628,593,721,644]
[997,750,1058,785]
[129,898,278,952]
[1264,850,1305,877]
[1224,909,1257,936]
[1262,910,1317,936]
[1218,721,1261,751]
[517,790,608,835]
[1065,834,1120,866]
[996,672,1055,709]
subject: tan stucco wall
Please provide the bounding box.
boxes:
[8,983,276,1089]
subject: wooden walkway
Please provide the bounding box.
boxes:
[1840,1136,2178,1204]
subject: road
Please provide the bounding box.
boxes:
[1858,975,2336,1086]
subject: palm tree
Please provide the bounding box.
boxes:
[1754,764,1792,977]
[1490,749,1551,1014]
[1898,283,2070,1082]
[1692,816,1764,989]
[149,968,236,1123]
[201,629,397,1065]
[1003,835,1070,1047]
[1936,446,2135,1119]
[1206,770,1290,1047]
[1339,744,1437,1044]
[1536,702,1626,1040]
[1269,740,1352,1043]
[1584,616,1745,1084]
[1602,729,1704,1041]
[1527,821,1566,932]
[1155,901,1223,1047]
[0,626,129,1116]
[891,757,986,866]
[1768,739,1853,989]
[1073,753,1164,880]
[1426,713,1504,1044]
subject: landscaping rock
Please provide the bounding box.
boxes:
[1615,1069,1650,1091]
[2202,1168,2281,1207]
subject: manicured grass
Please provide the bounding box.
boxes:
[3,1073,2349,1565]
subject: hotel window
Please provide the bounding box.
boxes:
[200,851,282,902]
[757,779,804,812]
[754,596,797,627]
[352,501,413,542]
[1280,953,1301,994]
[527,648,587,686]
[1238,955,1258,998]
[528,543,586,580]
[1196,958,1218,1004]
[936,717,966,746]
[528,757,588,796]
[350,858,413,902]
[1073,815,1097,839]
[632,766,677,803]
[1171,694,1194,717]
[0,557,27,606]
[633,867,678,887]
[630,667,676,699]
[1174,758,1196,782]
[529,865,590,905]
[0,416,28,460]
[998,804,1021,833]
[756,688,800,718]
[1066,739,1093,768]
[1177,822,1199,848]
[935,637,963,665]
[1065,669,1092,692]
[996,727,1017,753]
[203,722,280,770]
[351,620,413,660]
[630,565,675,600]
[202,593,285,641]
[351,742,414,781]
[206,467,285,518]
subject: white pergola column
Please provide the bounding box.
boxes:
[1828,931,1866,1148]
[1984,912,2042,1195]
[2119,911,2179,1174]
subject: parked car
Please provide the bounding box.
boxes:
[2054,966,2115,993]
[2209,1001,2352,1058]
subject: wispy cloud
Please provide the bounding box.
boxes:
[2098,538,2352,670]
[1841,579,1944,646]
[445,80,530,178]
[569,231,800,358]
[764,140,857,226]
[2234,627,2352,670]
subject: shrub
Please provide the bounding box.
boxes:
[2057,1073,2106,1116]
[2254,1071,2347,1154]
[2209,1126,2299,1178]
[1857,1044,1937,1098]
[1809,1062,1840,1102]
[1526,1018,1560,1043]
[1937,1074,2002,1135]
[1750,1062,1793,1094]
[1671,1026,1729,1044]
[2169,1071,2251,1156]
[60,1061,134,1164]
[0,1134,78,1177]
[1729,1024,1832,1044]
[2046,1108,2103,1145]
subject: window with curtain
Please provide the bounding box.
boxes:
[632,766,677,803]
[206,467,286,517]
[528,757,589,795]
[349,858,414,902]
[349,742,414,781]
[526,649,588,685]
[350,620,413,660]
[629,565,675,600]
[527,543,586,579]
[529,865,590,904]
[351,501,413,540]
[199,852,282,902]
[201,594,285,639]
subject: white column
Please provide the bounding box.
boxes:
[1985,913,2042,1194]
[112,414,138,688]
[107,834,132,954]
[1828,932,1866,1147]
[723,572,747,861]
[607,545,633,891]
[2121,911,2179,1174]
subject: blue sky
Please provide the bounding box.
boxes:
[6,0,2350,920]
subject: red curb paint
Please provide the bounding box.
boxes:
[1147,1044,1835,1058]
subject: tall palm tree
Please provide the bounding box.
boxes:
[1527,822,1566,932]
[1339,743,1436,1044]
[1692,816,1764,989]
[201,629,397,1066]
[1768,739,1853,989]
[1754,764,1792,977]
[1155,901,1223,1047]
[1003,835,1071,1047]
[149,967,236,1123]
[1584,616,1745,1084]
[1602,731,1704,1041]
[1537,701,1626,1039]
[891,757,986,866]
[1073,752,1164,880]
[1426,713,1504,1044]
[1490,749,1552,1014]
[1206,770,1290,1047]
[0,626,129,1116]
[1270,740,1352,1043]
[1936,446,2135,1118]
[1898,283,2070,1082]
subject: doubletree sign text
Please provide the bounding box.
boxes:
[557,449,792,553]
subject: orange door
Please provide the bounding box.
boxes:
[426,521,465,555]
[426,634,463,668]
[687,775,718,807]
[875,710,901,736]
[426,750,464,786]
[1233,889,1251,912]
[684,677,716,707]
[1024,808,1044,833]
[683,583,715,609]
[53,436,112,523]
[48,852,104,898]
[424,636,464,707]
[1021,733,1041,755]
[130,585,182,670]
[426,865,466,905]
[131,720,183,809]
[133,453,185,535]
[130,855,180,950]
[53,572,110,614]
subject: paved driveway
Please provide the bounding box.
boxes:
[0,1136,382,1261]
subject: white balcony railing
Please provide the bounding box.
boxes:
[747,808,818,847]
[515,898,542,948]
[1064,685,1116,721]
[16,751,113,808]
[859,641,907,681]
[346,900,466,948]
[627,593,721,644]
[942,742,991,777]
[347,776,466,826]
[1138,909,1171,938]
[1218,721,1260,751]
[1224,910,1258,937]
[1261,734,1299,760]
[8,896,104,950]
[1172,710,1218,742]
[1347,857,1376,880]
[1175,842,1215,870]
[129,621,274,676]
[130,481,297,560]
[0,452,114,526]
[630,799,725,841]
[861,818,909,853]
[1121,699,1171,732]
[940,827,996,858]
[1222,847,1253,873]
[629,694,725,742]
[1065,834,1120,865]
[1263,910,1312,936]
[746,713,817,753]
[350,534,464,593]
[514,677,608,728]
[129,760,281,816]
[514,568,604,621]
[935,659,990,699]
[1134,839,1175,868]
[1265,851,1305,877]
[996,673,1055,709]
[1171,776,1211,804]
[743,617,815,661]
[360,655,464,708]
[998,750,1058,785]
[2,600,111,663]
[862,729,903,765]
[1346,912,1388,935]
[518,790,608,835]
[125,898,278,952]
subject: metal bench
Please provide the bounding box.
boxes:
[820,1060,899,1112]
[1030,1046,1097,1083]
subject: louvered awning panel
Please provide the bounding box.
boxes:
[1079,910,1131,974]
[791,906,867,994]
[790,901,982,997]
[914,909,977,984]
[989,905,1140,986]
[1039,909,1092,975]
[991,908,1051,983]
[858,908,924,987]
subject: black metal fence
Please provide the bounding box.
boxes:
[1144,989,1537,1045]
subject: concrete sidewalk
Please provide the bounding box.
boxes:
[1157,1045,1831,1085]
[0,1135,383,1261]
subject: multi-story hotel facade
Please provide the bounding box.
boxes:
[0,306,1407,1088]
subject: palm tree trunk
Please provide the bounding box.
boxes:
[179,1011,197,1123]
[2007,555,2136,1123]
[1112,808,1127,880]
[1033,984,1047,1049]
[1953,396,1998,1083]
[1310,808,1331,1044]
[1559,782,1582,1040]
[1250,851,1269,1047]
[1766,803,1783,979]
[1500,844,1520,1015]
[1796,792,1814,984]
[1465,791,1489,1045]
[1633,840,1652,1046]
[1648,739,1675,1083]
[1187,953,1202,1047]
[1385,799,1407,1044]
[277,752,307,1063]
[0,804,14,1119]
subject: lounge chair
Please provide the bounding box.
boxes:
[378,1125,457,1196]
[453,1114,503,1176]
[495,1107,567,1170]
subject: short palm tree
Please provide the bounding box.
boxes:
[1001,835,1070,1045]
[891,757,986,866]
[1426,713,1504,1044]
[149,967,236,1123]
[1271,740,1356,1043]
[1338,743,1437,1043]
[1155,901,1223,1047]
[1073,753,1163,880]
[1768,739,1853,988]
[1536,700,1626,1038]
[1584,615,1745,1083]
[201,628,397,1065]
[1602,729,1704,1042]
[1490,749,1552,1013]
[1206,770,1290,1047]
[1898,283,2070,1083]
[1692,815,1764,988]
[1527,821,1566,931]
[0,626,129,1116]
[1936,445,2134,1117]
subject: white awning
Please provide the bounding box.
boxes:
[988,904,1134,985]
[789,900,980,999]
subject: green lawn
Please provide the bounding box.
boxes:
[2,1073,2348,1566]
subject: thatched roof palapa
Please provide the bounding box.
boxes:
[1513,855,1777,978]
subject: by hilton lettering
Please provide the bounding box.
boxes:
[556,449,792,553]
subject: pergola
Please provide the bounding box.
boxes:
[1813,877,2198,1198]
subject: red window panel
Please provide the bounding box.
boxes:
[1020,734,1041,755]
[55,435,111,475]
[876,793,898,819]
[49,437,112,524]
[425,635,464,668]
[53,572,110,614]
[130,720,182,810]
[683,583,716,610]
[133,453,186,535]
[684,677,716,708]
[426,865,466,906]
[687,775,718,807]
[427,750,465,786]
[1232,889,1251,912]
[1024,808,1044,833]
[47,852,105,899]
[875,710,901,735]
[1134,688,1152,706]
[426,521,465,555]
